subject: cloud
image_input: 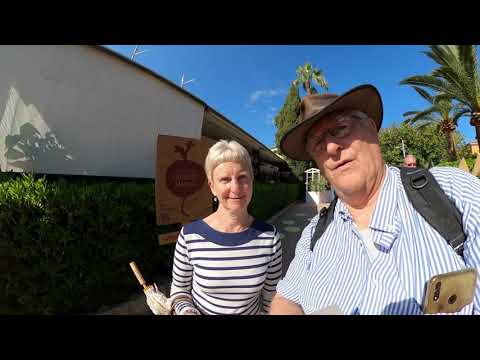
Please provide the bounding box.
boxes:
[248,89,281,104]
[264,111,277,126]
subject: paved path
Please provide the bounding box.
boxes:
[97,201,328,315]
[268,201,326,277]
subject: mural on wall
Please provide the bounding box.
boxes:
[156,134,216,245]
[0,86,73,173]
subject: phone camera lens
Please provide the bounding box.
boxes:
[448,295,457,304]
[432,281,442,302]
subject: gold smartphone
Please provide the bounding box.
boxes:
[423,268,477,314]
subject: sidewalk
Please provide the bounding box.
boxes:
[96,201,327,315]
[268,201,326,276]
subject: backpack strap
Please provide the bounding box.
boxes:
[400,167,465,257]
[310,197,338,251]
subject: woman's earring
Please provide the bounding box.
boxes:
[213,195,218,202]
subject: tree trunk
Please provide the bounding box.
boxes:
[445,129,457,161]
[305,80,311,95]
[470,112,480,147]
[440,119,457,160]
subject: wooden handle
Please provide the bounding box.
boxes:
[129,261,149,290]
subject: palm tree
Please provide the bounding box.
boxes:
[293,63,328,95]
[400,45,480,145]
[402,87,468,160]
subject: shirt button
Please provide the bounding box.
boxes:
[372,279,378,287]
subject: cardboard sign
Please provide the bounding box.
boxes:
[458,157,470,173]
[155,134,216,226]
[471,156,480,177]
[158,231,180,246]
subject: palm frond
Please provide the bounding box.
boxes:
[294,62,328,94]
[403,110,420,117]
[401,75,450,94]
[431,66,464,90]
[435,93,454,102]
[312,69,328,91]
[403,106,438,125]
[411,86,434,104]
[452,107,471,124]
[426,45,461,72]
[407,74,473,109]
[458,45,478,81]
[415,119,439,130]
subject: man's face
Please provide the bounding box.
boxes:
[404,156,417,168]
[306,110,384,197]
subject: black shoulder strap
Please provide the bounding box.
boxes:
[310,197,338,251]
[400,167,465,257]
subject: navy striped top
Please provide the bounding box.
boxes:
[277,166,480,315]
[170,219,282,315]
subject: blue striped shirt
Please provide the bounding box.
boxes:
[170,219,282,315]
[277,166,480,315]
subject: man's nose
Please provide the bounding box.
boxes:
[325,138,343,155]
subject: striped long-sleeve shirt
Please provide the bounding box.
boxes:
[277,166,480,315]
[170,219,282,315]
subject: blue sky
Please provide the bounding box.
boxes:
[105,45,477,149]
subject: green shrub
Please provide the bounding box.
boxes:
[308,175,329,192]
[0,173,174,314]
[249,181,303,220]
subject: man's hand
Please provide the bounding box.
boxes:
[269,293,304,315]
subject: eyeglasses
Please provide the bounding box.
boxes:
[307,118,356,156]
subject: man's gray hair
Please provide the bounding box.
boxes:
[205,140,253,182]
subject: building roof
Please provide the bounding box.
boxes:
[92,45,287,167]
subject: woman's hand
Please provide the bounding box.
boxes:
[178,307,201,315]
[144,283,171,315]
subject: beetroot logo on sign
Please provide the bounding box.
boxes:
[166,140,206,217]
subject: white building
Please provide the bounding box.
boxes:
[0,45,286,178]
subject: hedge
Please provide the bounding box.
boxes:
[0,173,302,314]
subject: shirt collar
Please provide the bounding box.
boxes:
[369,165,399,234]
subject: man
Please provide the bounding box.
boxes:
[403,154,417,167]
[270,84,480,315]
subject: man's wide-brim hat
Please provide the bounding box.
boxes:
[280,84,383,161]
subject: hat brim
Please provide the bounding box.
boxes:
[280,84,383,161]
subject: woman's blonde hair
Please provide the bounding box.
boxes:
[205,140,253,182]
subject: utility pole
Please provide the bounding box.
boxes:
[401,139,406,158]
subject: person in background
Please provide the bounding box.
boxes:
[146,140,282,315]
[403,154,417,168]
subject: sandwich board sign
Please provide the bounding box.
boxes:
[155,134,216,245]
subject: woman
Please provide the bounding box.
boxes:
[146,140,282,315]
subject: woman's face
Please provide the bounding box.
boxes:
[209,161,253,214]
